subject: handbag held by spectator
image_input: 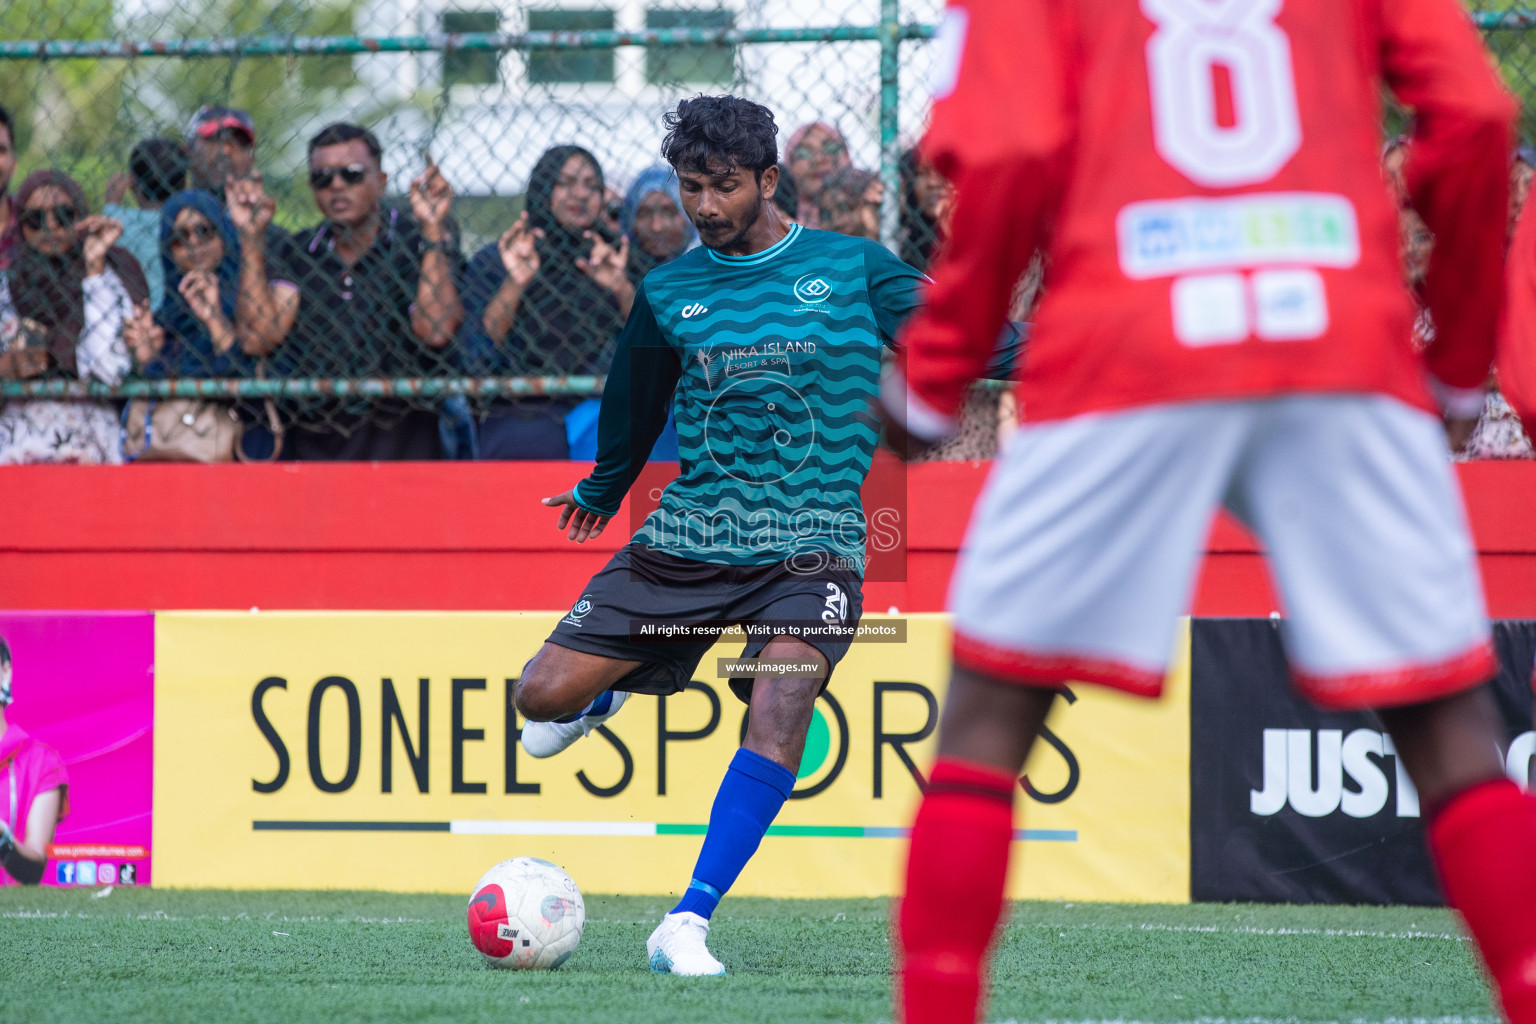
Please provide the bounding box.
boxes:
[121,398,240,462]
[121,397,283,463]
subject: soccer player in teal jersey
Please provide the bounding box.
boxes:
[514,96,1020,976]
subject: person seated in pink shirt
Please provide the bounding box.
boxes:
[0,637,69,885]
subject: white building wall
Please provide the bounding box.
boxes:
[360,0,943,197]
[110,0,943,201]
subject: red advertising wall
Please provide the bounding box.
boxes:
[4,458,1535,616]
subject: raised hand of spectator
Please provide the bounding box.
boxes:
[104,172,131,207]
[0,348,49,380]
[410,158,454,239]
[226,174,275,239]
[180,271,222,325]
[123,305,165,365]
[498,212,543,287]
[577,231,631,297]
[78,215,124,276]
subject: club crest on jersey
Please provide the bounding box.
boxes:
[822,583,848,624]
[563,595,595,627]
[680,302,708,319]
[793,275,832,304]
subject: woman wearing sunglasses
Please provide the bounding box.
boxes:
[783,122,853,229]
[0,170,150,464]
[127,190,253,379]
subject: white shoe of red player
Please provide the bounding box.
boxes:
[520,690,628,759]
[647,912,726,976]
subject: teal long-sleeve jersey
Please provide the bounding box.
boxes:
[571,224,1021,571]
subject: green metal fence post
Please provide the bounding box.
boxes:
[878,0,901,254]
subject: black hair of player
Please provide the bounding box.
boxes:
[0,636,9,666]
[772,163,799,218]
[129,137,189,205]
[0,104,12,149]
[308,122,384,166]
[661,95,778,180]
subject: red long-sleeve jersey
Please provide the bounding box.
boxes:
[1500,193,1536,428]
[896,0,1515,432]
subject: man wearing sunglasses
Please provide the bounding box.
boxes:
[231,121,463,460]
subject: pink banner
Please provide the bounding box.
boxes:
[0,612,153,887]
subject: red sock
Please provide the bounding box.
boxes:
[898,757,1016,1024]
[1429,779,1536,1024]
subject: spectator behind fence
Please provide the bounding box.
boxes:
[237,122,461,461]
[819,166,883,241]
[459,145,631,460]
[900,147,953,273]
[186,105,291,277]
[620,165,697,282]
[0,106,16,271]
[1383,136,1434,295]
[128,191,254,379]
[784,122,851,228]
[186,106,257,201]
[104,137,188,312]
[0,171,150,464]
[0,638,69,886]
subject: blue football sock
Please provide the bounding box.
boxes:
[672,747,796,920]
[553,689,614,725]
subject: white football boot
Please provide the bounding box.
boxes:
[647,911,726,976]
[520,690,629,758]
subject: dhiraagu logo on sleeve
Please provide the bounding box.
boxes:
[153,612,1191,901]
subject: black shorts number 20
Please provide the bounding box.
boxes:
[545,542,865,704]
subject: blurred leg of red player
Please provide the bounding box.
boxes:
[893,396,1536,1024]
[898,671,1534,1024]
[896,669,1052,1024]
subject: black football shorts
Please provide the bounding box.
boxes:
[546,542,864,703]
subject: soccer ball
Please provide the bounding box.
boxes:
[466,857,586,969]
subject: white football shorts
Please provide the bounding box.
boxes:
[949,394,1495,710]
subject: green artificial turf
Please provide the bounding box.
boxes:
[0,888,1496,1024]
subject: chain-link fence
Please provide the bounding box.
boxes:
[0,2,1529,461]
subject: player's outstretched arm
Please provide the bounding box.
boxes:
[543,489,611,543]
[880,0,1070,447]
[1385,0,1516,405]
[1498,192,1536,433]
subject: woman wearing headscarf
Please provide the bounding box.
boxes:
[140,190,252,378]
[459,145,632,459]
[784,122,852,229]
[620,165,697,283]
[561,164,692,461]
[0,169,150,464]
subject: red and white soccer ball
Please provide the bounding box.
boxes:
[466,857,586,969]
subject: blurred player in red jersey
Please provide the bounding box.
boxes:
[880,2,1536,1023]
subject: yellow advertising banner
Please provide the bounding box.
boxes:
[154,612,1190,901]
